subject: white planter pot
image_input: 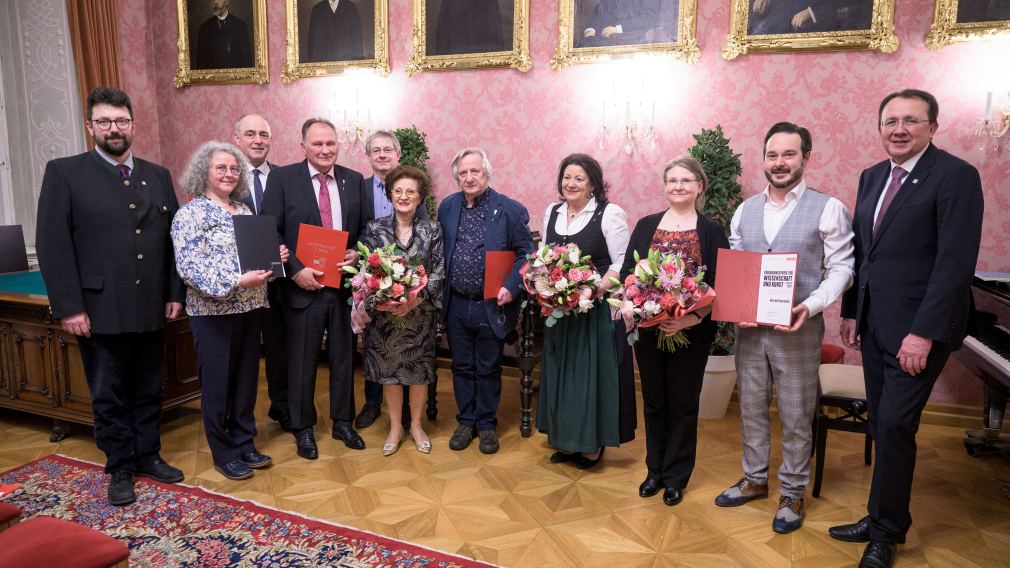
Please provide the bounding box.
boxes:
[700,355,737,420]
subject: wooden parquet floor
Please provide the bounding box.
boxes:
[2,366,1010,567]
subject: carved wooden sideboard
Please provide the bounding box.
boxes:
[0,271,200,441]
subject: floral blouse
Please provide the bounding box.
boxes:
[171,196,267,316]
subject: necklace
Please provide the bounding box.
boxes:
[397,227,413,246]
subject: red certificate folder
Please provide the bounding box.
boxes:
[712,249,798,326]
[295,224,349,289]
[484,251,517,299]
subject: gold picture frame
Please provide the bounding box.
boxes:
[926,0,1010,50]
[174,0,269,88]
[551,0,700,69]
[282,0,390,83]
[406,0,532,76]
[722,0,898,60]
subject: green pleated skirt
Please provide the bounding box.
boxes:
[535,302,620,453]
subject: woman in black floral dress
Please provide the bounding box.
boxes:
[358,165,445,456]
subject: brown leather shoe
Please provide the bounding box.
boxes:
[714,477,769,507]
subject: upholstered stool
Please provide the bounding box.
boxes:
[813,363,872,497]
[0,502,19,531]
[0,516,130,568]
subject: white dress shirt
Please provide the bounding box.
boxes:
[540,197,629,275]
[328,0,340,13]
[246,162,270,213]
[307,163,342,231]
[729,181,855,316]
[873,143,929,224]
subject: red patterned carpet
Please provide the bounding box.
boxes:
[0,454,492,567]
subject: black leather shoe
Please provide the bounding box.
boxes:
[662,487,683,506]
[859,541,896,568]
[477,429,499,454]
[354,403,381,429]
[268,406,294,432]
[295,428,318,460]
[551,451,578,464]
[639,477,663,497]
[332,424,366,450]
[829,515,871,542]
[135,456,184,483]
[215,460,253,480]
[574,447,605,470]
[108,470,135,506]
[240,451,272,469]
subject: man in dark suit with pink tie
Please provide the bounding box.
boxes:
[261,118,367,459]
[832,89,984,568]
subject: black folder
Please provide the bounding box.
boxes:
[232,215,285,277]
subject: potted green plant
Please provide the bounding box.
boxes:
[688,125,744,419]
[394,125,436,218]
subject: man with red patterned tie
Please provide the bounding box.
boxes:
[261,118,367,459]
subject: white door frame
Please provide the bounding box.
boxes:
[0,53,16,226]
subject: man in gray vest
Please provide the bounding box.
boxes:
[714,122,855,534]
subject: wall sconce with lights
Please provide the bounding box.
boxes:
[598,100,657,155]
[977,91,1010,151]
[327,88,372,154]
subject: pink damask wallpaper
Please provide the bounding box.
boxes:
[118,0,1009,405]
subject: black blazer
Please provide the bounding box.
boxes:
[261,159,366,309]
[36,151,185,334]
[620,211,730,340]
[841,144,984,353]
[305,0,363,62]
[238,161,277,214]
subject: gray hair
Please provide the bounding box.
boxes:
[233,113,271,136]
[364,130,400,154]
[450,147,493,182]
[180,141,251,199]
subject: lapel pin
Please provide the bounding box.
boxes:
[493,209,498,216]
[141,181,147,186]
[912,179,918,184]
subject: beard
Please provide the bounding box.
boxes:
[764,167,803,190]
[95,133,132,157]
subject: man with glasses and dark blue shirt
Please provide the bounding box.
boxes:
[36,86,187,506]
[438,148,533,454]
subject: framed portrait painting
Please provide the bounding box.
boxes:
[406,0,532,75]
[551,0,700,68]
[174,0,269,87]
[926,0,1010,49]
[282,0,390,82]
[722,0,899,59]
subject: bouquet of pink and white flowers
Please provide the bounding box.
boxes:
[520,243,602,327]
[343,242,427,332]
[608,248,716,352]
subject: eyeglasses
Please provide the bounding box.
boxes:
[91,118,133,130]
[879,118,930,130]
[666,178,699,187]
[213,165,242,176]
[368,147,397,156]
[391,188,419,197]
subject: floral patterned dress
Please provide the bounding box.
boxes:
[359,214,445,385]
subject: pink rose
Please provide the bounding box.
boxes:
[553,246,568,255]
[391,283,405,297]
[682,278,697,292]
[367,252,382,268]
[626,284,641,299]
[550,267,564,282]
[581,269,594,281]
[567,268,582,282]
[624,274,637,288]
[367,276,380,289]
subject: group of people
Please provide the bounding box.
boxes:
[36,86,983,568]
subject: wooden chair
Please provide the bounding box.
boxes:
[813,363,873,497]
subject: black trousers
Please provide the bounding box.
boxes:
[189,311,262,466]
[860,316,952,543]
[78,330,166,473]
[262,283,288,415]
[635,327,711,490]
[284,287,355,431]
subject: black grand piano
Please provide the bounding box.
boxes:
[956,274,1010,456]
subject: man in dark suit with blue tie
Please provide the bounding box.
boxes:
[232,114,291,433]
[438,148,534,454]
[261,118,368,459]
[831,89,984,568]
[36,87,186,506]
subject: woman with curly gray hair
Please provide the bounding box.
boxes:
[171,141,289,481]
